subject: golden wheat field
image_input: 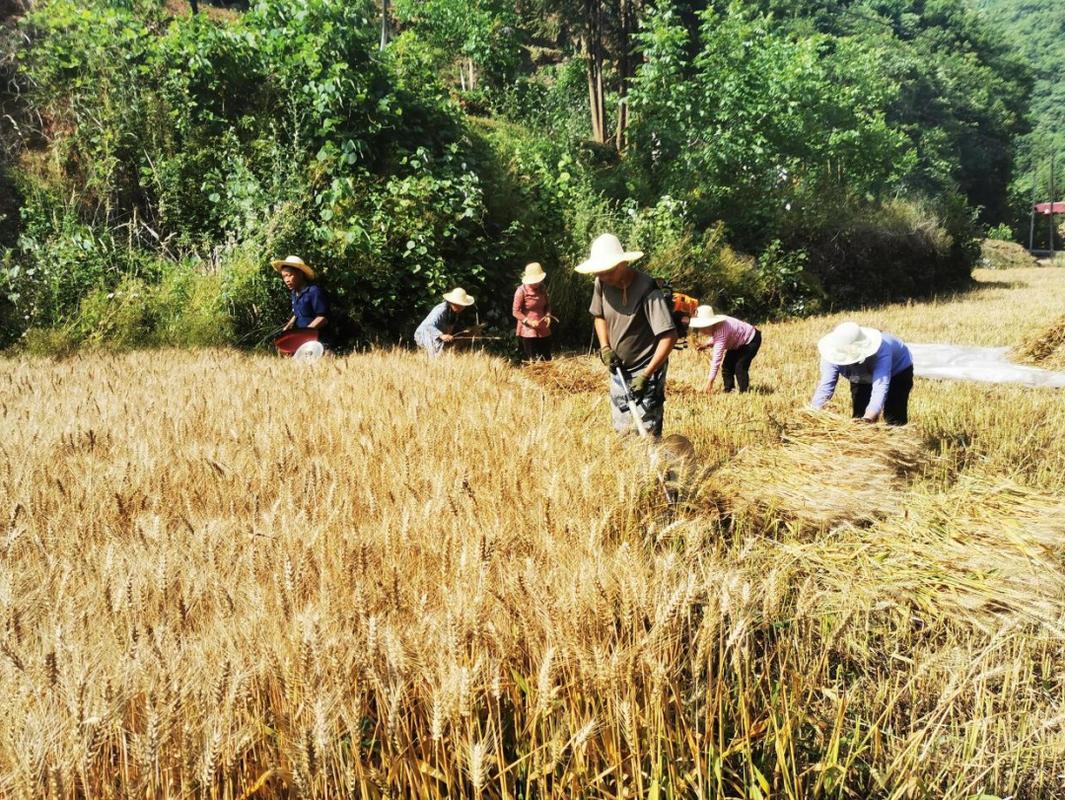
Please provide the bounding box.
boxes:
[1,268,1063,799]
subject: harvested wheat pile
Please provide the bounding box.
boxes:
[521,355,604,394]
[1016,314,1065,368]
[783,480,1065,635]
[979,238,1037,270]
[522,356,703,400]
[707,413,928,528]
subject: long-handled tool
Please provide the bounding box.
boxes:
[614,366,652,438]
[614,366,676,505]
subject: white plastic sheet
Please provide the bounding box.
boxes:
[909,343,1065,388]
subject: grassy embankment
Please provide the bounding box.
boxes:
[0,268,1063,798]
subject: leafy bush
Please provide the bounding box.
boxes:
[797,199,976,307]
[627,3,911,250]
[4,0,998,353]
[986,223,1015,241]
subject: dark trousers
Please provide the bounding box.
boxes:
[850,366,914,425]
[520,336,552,361]
[722,329,762,393]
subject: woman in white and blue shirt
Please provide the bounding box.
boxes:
[810,322,914,425]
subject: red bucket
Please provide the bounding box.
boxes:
[273,329,320,356]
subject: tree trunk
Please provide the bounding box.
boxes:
[584,0,606,143]
[615,0,634,151]
[380,0,390,50]
[189,0,198,14]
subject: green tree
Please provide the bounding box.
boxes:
[392,0,521,91]
[627,3,911,245]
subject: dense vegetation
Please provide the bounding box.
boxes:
[977,0,1065,244]
[0,0,1039,350]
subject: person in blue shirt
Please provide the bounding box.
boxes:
[810,322,914,425]
[273,255,330,346]
[414,288,476,357]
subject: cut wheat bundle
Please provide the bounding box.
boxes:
[521,356,703,400]
[706,412,930,529]
[520,356,604,395]
[776,479,1065,635]
[1016,314,1065,368]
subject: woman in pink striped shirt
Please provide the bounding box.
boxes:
[688,305,762,394]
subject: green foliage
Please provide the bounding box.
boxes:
[627,3,912,248]
[741,0,1032,226]
[797,198,976,308]
[9,185,157,329]
[753,241,822,318]
[976,0,1065,179]
[4,0,1025,351]
[392,0,521,90]
[986,223,1014,242]
[18,264,231,355]
[8,0,548,346]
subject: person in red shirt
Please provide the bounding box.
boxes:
[513,262,553,361]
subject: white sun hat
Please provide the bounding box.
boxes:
[521,262,547,284]
[443,287,476,306]
[271,255,316,281]
[818,321,882,366]
[687,305,729,329]
[575,233,644,274]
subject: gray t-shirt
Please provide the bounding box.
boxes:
[589,270,677,369]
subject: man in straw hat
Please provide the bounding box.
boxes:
[810,321,914,425]
[415,288,476,357]
[274,255,331,346]
[513,262,553,362]
[577,233,678,436]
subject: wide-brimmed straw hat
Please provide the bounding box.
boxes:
[271,255,316,281]
[521,262,547,284]
[818,321,882,365]
[575,233,643,275]
[443,287,476,306]
[687,305,729,329]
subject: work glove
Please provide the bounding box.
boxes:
[630,372,650,398]
[599,346,620,370]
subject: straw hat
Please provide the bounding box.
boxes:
[575,233,644,274]
[818,322,882,366]
[271,255,316,281]
[521,262,547,284]
[443,287,476,306]
[687,305,729,329]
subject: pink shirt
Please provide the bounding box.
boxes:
[513,284,551,338]
[705,317,756,381]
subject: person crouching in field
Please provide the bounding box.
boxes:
[513,262,553,362]
[688,305,762,394]
[578,233,677,437]
[415,288,476,357]
[274,255,330,346]
[810,322,914,425]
